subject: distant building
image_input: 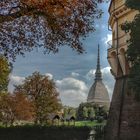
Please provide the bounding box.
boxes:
[87,45,110,108]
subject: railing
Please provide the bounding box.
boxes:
[107,40,112,49]
[107,34,127,50]
[88,125,105,140]
[107,40,116,50]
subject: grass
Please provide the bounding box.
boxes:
[0,120,106,128]
[75,120,106,127]
[0,120,106,127]
[54,120,106,127]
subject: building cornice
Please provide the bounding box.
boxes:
[108,0,114,13]
[109,5,131,28]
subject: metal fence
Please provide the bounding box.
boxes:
[88,125,105,140]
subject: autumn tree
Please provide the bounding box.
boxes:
[0,0,104,61]
[15,72,62,124]
[0,92,33,126]
[121,0,140,100]
[0,93,14,126]
[0,56,11,92]
[13,91,34,121]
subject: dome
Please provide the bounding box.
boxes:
[87,81,110,107]
[87,45,110,108]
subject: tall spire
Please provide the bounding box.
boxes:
[95,44,102,81]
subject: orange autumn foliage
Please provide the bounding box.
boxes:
[21,0,78,17]
[0,93,34,126]
[13,92,34,121]
[0,0,104,61]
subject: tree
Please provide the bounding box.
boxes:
[88,107,95,119]
[76,103,84,120]
[0,56,11,92]
[0,0,104,61]
[13,91,34,121]
[77,102,96,120]
[125,0,140,10]
[63,106,76,118]
[0,93,14,126]
[15,72,62,124]
[83,106,88,119]
[0,92,34,126]
[121,0,140,100]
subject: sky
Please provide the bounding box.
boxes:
[8,2,115,107]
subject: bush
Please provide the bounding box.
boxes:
[0,125,90,140]
[96,116,104,123]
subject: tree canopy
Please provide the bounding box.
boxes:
[0,71,62,126]
[121,0,140,100]
[0,0,104,61]
[0,92,33,126]
[0,56,11,92]
[125,0,140,10]
[15,72,62,124]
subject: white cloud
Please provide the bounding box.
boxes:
[45,73,53,80]
[86,69,96,80]
[102,34,112,46]
[56,77,88,107]
[71,72,79,77]
[101,67,111,74]
[8,75,25,92]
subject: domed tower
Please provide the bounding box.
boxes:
[87,45,110,108]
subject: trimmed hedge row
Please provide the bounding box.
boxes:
[0,125,91,140]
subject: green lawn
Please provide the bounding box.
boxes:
[75,120,106,127]
[58,120,106,127]
[0,120,106,128]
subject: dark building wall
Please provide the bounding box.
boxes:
[104,77,140,140]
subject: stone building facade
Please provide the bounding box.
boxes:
[105,0,140,140]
